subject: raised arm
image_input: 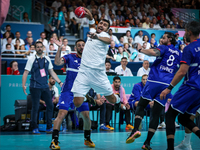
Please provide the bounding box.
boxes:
[53,38,65,66]
[137,43,161,57]
[84,7,95,29]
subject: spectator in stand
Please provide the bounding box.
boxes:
[105,61,115,72]
[25,37,34,50]
[152,18,161,29]
[108,29,119,45]
[106,41,118,61]
[2,37,15,51]
[137,60,150,76]
[12,31,25,46]
[7,61,20,75]
[30,45,35,50]
[129,19,135,27]
[150,33,158,46]
[57,6,68,37]
[147,9,155,21]
[109,14,116,26]
[149,23,154,28]
[3,25,14,39]
[116,10,125,26]
[135,19,140,27]
[2,31,10,45]
[123,43,131,58]
[150,38,157,49]
[158,14,165,27]
[161,19,169,28]
[48,44,57,55]
[175,33,182,50]
[134,30,143,45]
[128,74,153,111]
[142,35,150,49]
[123,30,131,44]
[105,76,133,130]
[37,32,48,49]
[24,31,35,45]
[48,11,58,35]
[14,39,21,50]
[62,38,71,54]
[2,43,15,56]
[166,24,171,29]
[48,37,58,51]
[51,0,62,11]
[21,12,31,22]
[115,57,133,76]
[142,17,150,29]
[132,11,139,20]
[116,46,127,62]
[172,18,181,29]
[128,37,134,47]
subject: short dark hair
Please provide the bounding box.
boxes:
[165,32,176,46]
[15,31,20,34]
[49,44,54,46]
[126,30,131,33]
[6,25,11,28]
[75,39,85,46]
[105,61,111,65]
[40,32,46,36]
[6,43,11,48]
[142,74,148,78]
[185,21,200,37]
[151,33,155,37]
[121,57,127,61]
[113,76,121,81]
[100,19,110,30]
[35,41,43,47]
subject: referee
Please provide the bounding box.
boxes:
[22,41,62,134]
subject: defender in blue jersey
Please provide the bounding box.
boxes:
[160,21,200,150]
[50,39,102,150]
[126,32,181,149]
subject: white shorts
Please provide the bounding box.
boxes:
[71,65,113,97]
[197,108,200,115]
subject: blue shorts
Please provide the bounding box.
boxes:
[129,100,151,110]
[59,25,66,36]
[141,81,171,106]
[58,91,89,113]
[171,84,200,115]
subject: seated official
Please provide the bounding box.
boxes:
[128,74,154,110]
[105,61,115,73]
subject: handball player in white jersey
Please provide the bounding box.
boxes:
[72,8,124,112]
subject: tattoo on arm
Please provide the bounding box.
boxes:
[153,49,161,56]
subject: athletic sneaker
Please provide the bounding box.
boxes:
[174,141,192,150]
[125,124,134,130]
[84,139,95,148]
[106,125,114,131]
[142,143,152,150]
[157,122,166,129]
[85,93,96,106]
[32,128,40,134]
[175,122,180,128]
[50,139,60,150]
[46,128,53,134]
[126,130,141,144]
[99,124,110,131]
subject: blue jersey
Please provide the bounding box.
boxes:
[181,39,200,90]
[148,44,181,84]
[62,54,81,93]
[128,82,144,102]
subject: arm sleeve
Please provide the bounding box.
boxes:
[7,67,11,75]
[62,54,69,64]
[180,46,192,65]
[48,17,53,24]
[54,86,59,97]
[13,70,20,75]
[137,68,142,76]
[45,56,54,70]
[98,32,110,38]
[58,12,62,21]
[156,45,166,56]
[133,84,141,101]
[24,57,35,71]
[128,87,135,102]
[128,69,133,76]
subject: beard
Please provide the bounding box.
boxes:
[185,33,191,43]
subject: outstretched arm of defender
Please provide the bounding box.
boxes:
[84,8,95,29]
[137,43,161,56]
[53,38,65,66]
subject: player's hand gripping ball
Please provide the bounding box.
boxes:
[74,7,85,18]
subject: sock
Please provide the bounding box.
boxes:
[52,129,59,142]
[84,130,91,141]
[114,94,120,103]
[145,131,155,145]
[167,138,174,150]
[195,130,200,139]
[83,97,87,102]
[134,118,142,131]
[183,133,192,145]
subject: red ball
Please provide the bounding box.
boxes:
[74,7,86,18]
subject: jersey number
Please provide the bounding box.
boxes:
[167,55,175,66]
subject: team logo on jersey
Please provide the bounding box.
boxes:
[74,60,78,63]
[61,101,65,104]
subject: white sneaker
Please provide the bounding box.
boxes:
[174,141,192,150]
[175,122,180,128]
[158,122,166,129]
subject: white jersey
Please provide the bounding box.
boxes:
[81,28,110,70]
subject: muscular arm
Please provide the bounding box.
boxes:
[54,46,65,66]
[140,48,161,57]
[170,63,189,86]
[48,69,62,83]
[22,70,29,87]
[97,36,111,44]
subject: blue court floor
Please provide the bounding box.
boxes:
[0,129,199,150]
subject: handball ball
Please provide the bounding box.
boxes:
[75,7,85,18]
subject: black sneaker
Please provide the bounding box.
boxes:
[85,93,96,106]
[141,143,152,150]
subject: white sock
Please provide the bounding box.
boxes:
[83,97,87,102]
[183,133,192,145]
[114,94,121,103]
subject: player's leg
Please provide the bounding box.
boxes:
[77,102,95,148]
[126,97,150,144]
[142,101,164,149]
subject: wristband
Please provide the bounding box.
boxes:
[167,84,174,90]
[89,19,95,25]
[58,81,62,85]
[138,49,142,52]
